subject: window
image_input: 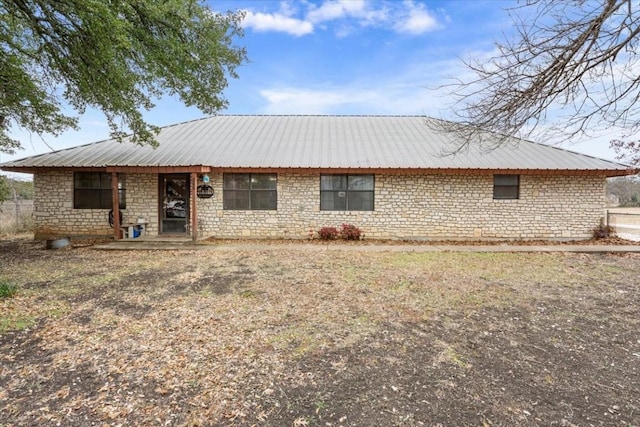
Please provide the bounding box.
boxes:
[493,174,519,199]
[74,172,126,209]
[320,174,374,211]
[223,173,277,210]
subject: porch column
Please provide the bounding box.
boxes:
[111,172,121,240]
[191,172,198,242]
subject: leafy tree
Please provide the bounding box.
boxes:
[607,175,640,206]
[0,175,9,205]
[9,178,32,200]
[0,0,246,154]
[436,0,640,163]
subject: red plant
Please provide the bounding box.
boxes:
[318,226,339,240]
[340,223,362,240]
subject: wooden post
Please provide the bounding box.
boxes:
[191,172,198,242]
[12,187,19,229]
[111,173,121,240]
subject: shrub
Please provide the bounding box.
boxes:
[15,212,34,233]
[340,223,362,240]
[592,219,615,239]
[0,281,17,299]
[318,226,339,240]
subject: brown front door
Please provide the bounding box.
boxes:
[159,174,189,234]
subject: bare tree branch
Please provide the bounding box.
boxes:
[434,0,640,162]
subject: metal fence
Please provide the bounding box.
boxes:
[0,200,34,234]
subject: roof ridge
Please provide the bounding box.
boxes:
[158,114,429,132]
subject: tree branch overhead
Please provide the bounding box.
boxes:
[0,0,247,153]
[436,0,640,164]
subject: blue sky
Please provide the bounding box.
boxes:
[1,0,626,173]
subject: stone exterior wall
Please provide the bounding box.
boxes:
[196,172,605,240]
[33,170,606,241]
[124,174,158,235]
[32,171,158,239]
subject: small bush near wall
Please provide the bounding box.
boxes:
[592,219,615,239]
[340,223,362,240]
[318,224,363,241]
[318,226,339,240]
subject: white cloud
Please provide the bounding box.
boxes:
[259,80,442,116]
[242,10,313,36]
[260,88,365,114]
[307,0,388,27]
[307,0,357,22]
[254,52,479,117]
[307,0,368,22]
[394,1,440,35]
[240,1,441,37]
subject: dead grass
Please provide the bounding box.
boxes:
[0,238,639,426]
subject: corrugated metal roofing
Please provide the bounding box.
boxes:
[0,115,634,173]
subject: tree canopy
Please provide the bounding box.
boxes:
[607,175,640,206]
[436,0,640,164]
[0,0,246,153]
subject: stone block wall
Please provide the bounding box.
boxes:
[33,171,158,239]
[33,170,606,241]
[196,172,606,241]
[124,174,158,235]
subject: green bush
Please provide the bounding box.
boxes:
[0,281,17,299]
[15,212,34,233]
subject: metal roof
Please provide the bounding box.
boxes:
[0,115,635,174]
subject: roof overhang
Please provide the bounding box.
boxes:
[1,165,637,177]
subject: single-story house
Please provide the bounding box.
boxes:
[1,115,637,241]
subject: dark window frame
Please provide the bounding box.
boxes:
[223,173,277,210]
[320,174,375,211]
[74,172,126,209]
[493,174,520,200]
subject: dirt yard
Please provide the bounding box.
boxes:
[1,238,639,426]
